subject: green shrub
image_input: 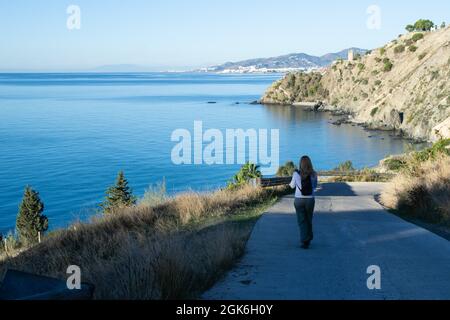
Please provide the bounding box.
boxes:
[384,158,408,171]
[383,59,393,72]
[228,162,262,189]
[430,70,439,81]
[404,39,413,46]
[353,97,358,102]
[361,92,369,99]
[276,161,296,177]
[334,161,355,172]
[374,80,382,86]
[380,48,386,55]
[361,79,369,85]
[412,33,424,42]
[357,63,365,71]
[418,52,427,60]
[375,57,382,63]
[370,107,379,116]
[394,45,405,54]
[414,139,450,162]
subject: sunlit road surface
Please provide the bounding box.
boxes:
[204,183,450,300]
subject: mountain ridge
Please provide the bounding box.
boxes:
[200,48,367,73]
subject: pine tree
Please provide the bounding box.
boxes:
[101,171,137,214]
[16,186,48,245]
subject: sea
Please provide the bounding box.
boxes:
[0,72,424,233]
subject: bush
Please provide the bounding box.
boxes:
[394,45,405,54]
[412,33,424,42]
[140,181,167,207]
[357,63,365,71]
[370,107,379,116]
[228,162,262,189]
[409,45,418,52]
[334,160,355,172]
[430,70,439,81]
[374,80,382,86]
[383,59,393,72]
[381,155,450,224]
[418,52,427,60]
[276,161,296,177]
[380,48,386,55]
[404,39,413,46]
[414,139,450,162]
[381,140,450,224]
[384,157,408,171]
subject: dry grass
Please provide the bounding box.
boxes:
[0,185,287,299]
[380,154,450,224]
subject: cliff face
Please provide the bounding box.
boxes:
[260,27,450,142]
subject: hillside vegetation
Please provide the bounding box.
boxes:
[380,139,450,225]
[261,26,450,142]
[0,178,288,299]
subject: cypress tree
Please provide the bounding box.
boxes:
[16,186,48,245]
[101,171,137,214]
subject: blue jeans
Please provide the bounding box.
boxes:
[294,198,316,243]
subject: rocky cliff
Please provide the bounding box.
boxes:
[260,27,450,142]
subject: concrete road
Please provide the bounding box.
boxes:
[204,183,450,300]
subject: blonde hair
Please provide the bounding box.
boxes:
[299,156,316,178]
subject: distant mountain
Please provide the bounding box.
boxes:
[200,48,367,73]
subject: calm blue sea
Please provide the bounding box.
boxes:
[0,73,420,233]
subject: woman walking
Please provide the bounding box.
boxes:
[290,156,318,249]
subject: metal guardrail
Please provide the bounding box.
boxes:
[254,171,394,188]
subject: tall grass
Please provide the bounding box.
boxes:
[380,154,450,224]
[0,185,286,299]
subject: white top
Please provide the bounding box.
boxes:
[290,171,318,199]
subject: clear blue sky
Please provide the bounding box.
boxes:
[0,0,448,71]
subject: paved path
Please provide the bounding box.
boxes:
[204,183,450,300]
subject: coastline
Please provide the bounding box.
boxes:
[258,100,429,144]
